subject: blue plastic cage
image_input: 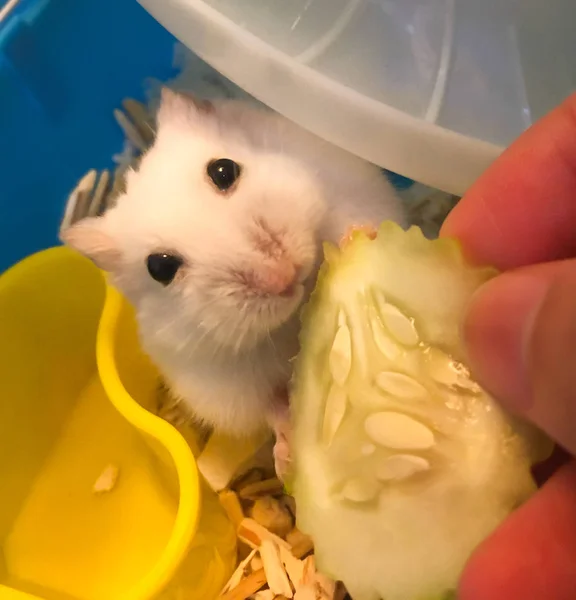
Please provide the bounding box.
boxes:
[0,0,180,273]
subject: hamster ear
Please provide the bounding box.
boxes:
[60,217,121,272]
[156,87,214,129]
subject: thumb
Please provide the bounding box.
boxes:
[464,259,576,455]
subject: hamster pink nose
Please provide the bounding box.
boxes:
[254,260,299,297]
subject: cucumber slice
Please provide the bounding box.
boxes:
[291,222,551,600]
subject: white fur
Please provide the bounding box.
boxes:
[64,92,407,437]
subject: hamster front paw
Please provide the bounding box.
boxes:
[340,224,377,248]
[269,388,292,481]
[273,428,291,482]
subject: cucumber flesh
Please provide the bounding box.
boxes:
[291,222,550,600]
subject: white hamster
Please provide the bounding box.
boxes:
[62,88,407,445]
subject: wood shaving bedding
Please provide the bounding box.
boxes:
[211,462,335,600]
[92,463,119,494]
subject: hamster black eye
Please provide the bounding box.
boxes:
[207,158,241,192]
[146,253,183,286]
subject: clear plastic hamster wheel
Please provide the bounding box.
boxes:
[138,0,576,195]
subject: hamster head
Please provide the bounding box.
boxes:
[62,89,327,354]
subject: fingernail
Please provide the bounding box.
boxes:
[463,272,550,413]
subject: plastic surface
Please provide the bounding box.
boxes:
[0,247,236,599]
[138,0,576,195]
[0,0,180,274]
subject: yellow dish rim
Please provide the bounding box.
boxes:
[0,246,204,599]
[96,280,201,600]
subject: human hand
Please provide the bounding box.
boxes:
[441,94,576,599]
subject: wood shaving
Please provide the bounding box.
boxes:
[300,556,316,587]
[293,557,319,600]
[87,169,110,217]
[260,540,293,598]
[238,518,291,550]
[401,184,460,239]
[93,464,119,494]
[219,567,268,600]
[113,108,148,153]
[219,490,246,528]
[252,591,275,600]
[333,584,349,600]
[121,98,156,145]
[108,163,129,203]
[220,500,317,600]
[249,496,294,538]
[279,545,304,588]
[294,556,337,600]
[221,548,258,595]
[291,537,315,561]
[285,528,312,550]
[293,587,316,600]
[250,555,263,572]
[231,468,267,491]
[61,169,97,230]
[315,572,337,599]
[238,478,285,500]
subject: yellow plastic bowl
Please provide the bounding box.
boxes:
[0,247,237,600]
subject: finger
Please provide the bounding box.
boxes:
[464,259,576,454]
[458,460,576,600]
[441,93,576,269]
